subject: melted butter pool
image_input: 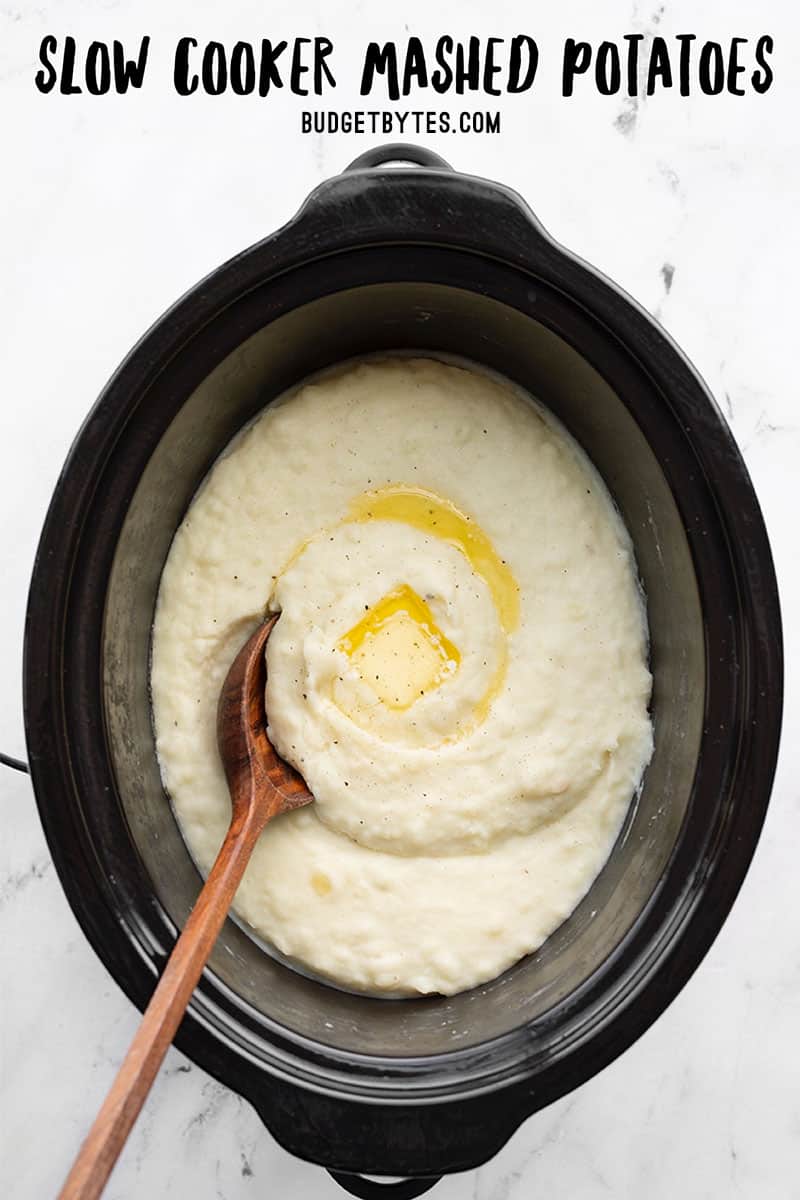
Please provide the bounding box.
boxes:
[347,485,520,634]
[336,485,520,733]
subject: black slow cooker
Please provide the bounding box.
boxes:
[20,145,782,1197]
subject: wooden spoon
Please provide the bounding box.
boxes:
[59,614,313,1200]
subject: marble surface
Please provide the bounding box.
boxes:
[2,1,798,1196]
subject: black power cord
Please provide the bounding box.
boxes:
[0,750,29,774]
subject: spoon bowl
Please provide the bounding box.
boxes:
[218,613,315,822]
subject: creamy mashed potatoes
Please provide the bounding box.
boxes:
[152,357,653,996]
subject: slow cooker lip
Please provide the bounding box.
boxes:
[24,163,782,1113]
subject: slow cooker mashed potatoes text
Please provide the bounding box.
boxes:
[152,358,653,996]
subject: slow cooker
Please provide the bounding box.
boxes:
[21,145,782,1197]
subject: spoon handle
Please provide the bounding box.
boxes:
[57,806,267,1200]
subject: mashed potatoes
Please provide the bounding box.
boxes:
[151,357,653,996]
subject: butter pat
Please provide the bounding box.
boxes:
[340,584,459,709]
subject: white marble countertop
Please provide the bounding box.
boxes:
[2,1,798,1197]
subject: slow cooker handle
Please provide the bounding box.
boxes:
[327,1170,441,1198]
[290,141,550,264]
[344,144,452,172]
